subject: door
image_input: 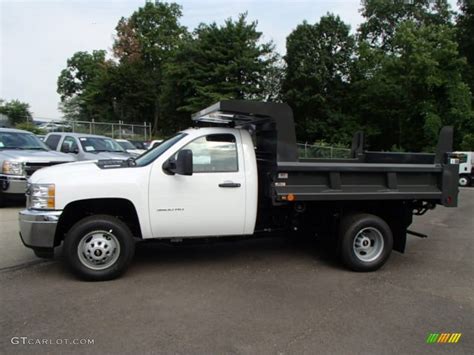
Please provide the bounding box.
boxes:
[60,136,79,156]
[44,134,61,151]
[149,132,247,238]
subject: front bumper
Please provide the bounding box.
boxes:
[0,174,27,195]
[19,209,62,249]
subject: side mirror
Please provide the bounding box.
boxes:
[61,143,70,153]
[62,143,78,154]
[164,149,193,175]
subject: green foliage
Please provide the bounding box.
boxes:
[58,1,187,130]
[15,122,45,135]
[460,133,474,150]
[57,50,114,121]
[159,13,277,133]
[457,0,474,92]
[282,14,356,145]
[55,0,474,152]
[0,99,32,125]
[351,0,473,151]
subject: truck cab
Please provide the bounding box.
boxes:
[18,101,459,280]
[450,151,473,186]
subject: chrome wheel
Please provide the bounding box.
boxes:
[352,227,384,262]
[77,230,121,270]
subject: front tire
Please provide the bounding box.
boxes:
[339,213,393,272]
[63,215,135,281]
[459,175,471,187]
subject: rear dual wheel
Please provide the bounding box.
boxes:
[339,213,393,272]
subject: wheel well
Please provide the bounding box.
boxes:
[55,198,142,245]
[293,201,414,253]
[337,202,414,253]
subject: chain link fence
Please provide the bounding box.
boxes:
[40,120,152,141]
[297,143,351,159]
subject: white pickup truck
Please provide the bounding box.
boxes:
[19,101,459,280]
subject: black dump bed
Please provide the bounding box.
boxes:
[192,100,459,208]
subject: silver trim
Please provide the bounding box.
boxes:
[19,209,62,249]
[0,174,27,194]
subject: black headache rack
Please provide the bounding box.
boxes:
[192,100,298,162]
[192,100,459,207]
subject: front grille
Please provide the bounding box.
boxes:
[24,162,64,177]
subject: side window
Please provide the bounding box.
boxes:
[44,134,60,150]
[61,136,78,153]
[181,134,238,173]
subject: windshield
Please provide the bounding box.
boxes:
[135,133,187,166]
[0,131,49,150]
[79,137,125,153]
[450,153,468,164]
[118,140,136,150]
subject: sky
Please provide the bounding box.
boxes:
[0,0,458,120]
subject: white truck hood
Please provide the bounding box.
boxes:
[29,159,150,211]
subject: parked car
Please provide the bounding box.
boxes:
[148,139,163,150]
[39,121,71,133]
[44,132,132,161]
[18,100,459,280]
[0,127,74,206]
[116,139,146,156]
[129,140,148,150]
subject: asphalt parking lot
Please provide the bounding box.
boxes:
[1,189,473,354]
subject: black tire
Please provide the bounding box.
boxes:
[339,213,393,272]
[63,215,135,281]
[459,175,471,187]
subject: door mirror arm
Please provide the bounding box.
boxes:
[163,158,177,175]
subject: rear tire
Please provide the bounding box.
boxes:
[63,215,135,281]
[339,213,393,272]
[459,175,471,187]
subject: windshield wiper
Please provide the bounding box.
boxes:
[0,147,25,150]
[25,147,48,150]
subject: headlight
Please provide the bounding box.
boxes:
[28,183,55,210]
[2,160,24,175]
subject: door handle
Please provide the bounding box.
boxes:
[219,182,241,188]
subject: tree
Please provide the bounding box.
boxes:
[159,13,277,131]
[57,50,113,121]
[457,0,474,93]
[353,0,473,151]
[282,14,356,144]
[113,1,187,132]
[359,0,452,52]
[0,99,32,125]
